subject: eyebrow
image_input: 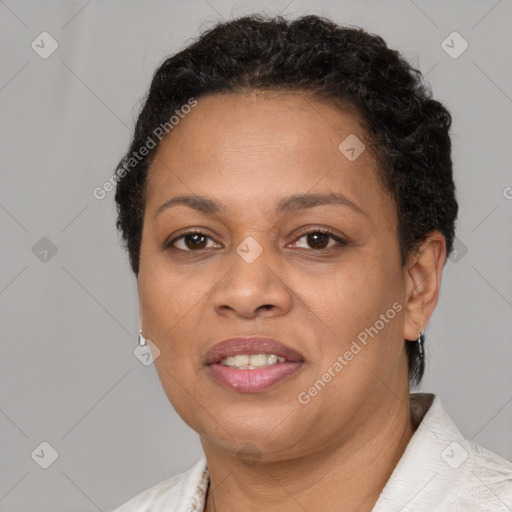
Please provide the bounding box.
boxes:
[154,192,367,219]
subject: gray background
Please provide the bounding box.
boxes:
[1,0,511,510]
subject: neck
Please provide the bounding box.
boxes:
[202,393,415,512]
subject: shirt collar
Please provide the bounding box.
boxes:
[372,392,480,511]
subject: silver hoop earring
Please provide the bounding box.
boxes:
[138,329,147,347]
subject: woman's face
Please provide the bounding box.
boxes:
[138,91,412,460]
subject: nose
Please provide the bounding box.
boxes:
[210,248,293,319]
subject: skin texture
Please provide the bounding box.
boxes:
[137,91,446,512]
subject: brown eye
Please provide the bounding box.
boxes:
[305,232,330,249]
[167,231,218,251]
[290,229,347,250]
[183,233,208,250]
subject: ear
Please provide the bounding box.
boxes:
[403,231,447,341]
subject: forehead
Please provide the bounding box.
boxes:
[144,91,388,218]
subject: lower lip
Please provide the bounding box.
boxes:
[207,362,303,392]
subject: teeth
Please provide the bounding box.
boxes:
[268,354,278,365]
[220,353,288,368]
[249,354,267,367]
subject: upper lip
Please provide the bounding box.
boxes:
[204,336,305,365]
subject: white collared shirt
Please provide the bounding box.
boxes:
[110,393,512,511]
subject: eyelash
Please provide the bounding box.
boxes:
[165,228,348,253]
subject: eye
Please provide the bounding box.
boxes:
[165,228,347,253]
[289,228,347,250]
[166,231,220,251]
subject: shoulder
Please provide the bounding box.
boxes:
[373,393,512,511]
[109,455,208,512]
[109,473,185,512]
[451,438,512,511]
[419,394,512,511]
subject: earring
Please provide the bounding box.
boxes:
[417,324,425,360]
[138,329,147,347]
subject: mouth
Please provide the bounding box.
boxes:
[204,336,305,393]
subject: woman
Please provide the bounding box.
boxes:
[111,13,512,511]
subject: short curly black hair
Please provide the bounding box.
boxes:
[114,13,458,387]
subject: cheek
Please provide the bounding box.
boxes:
[139,241,195,321]
[138,260,187,351]
[137,254,220,372]
[314,256,404,357]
